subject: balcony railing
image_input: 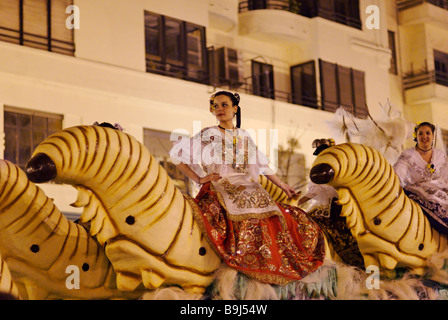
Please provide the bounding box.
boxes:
[238,0,362,29]
[403,70,448,90]
[145,58,210,85]
[397,0,448,11]
[239,0,292,12]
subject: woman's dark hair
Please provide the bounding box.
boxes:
[210,91,241,128]
[415,121,435,133]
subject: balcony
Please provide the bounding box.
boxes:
[398,0,448,28]
[238,0,310,43]
[208,0,239,31]
[403,70,448,104]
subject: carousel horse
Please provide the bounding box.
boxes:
[25,125,222,294]
[310,143,448,277]
[0,159,141,299]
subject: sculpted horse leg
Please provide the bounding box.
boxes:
[310,143,448,276]
[0,159,140,299]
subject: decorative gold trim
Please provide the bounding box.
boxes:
[183,195,222,257]
[225,210,282,222]
[238,269,297,286]
[211,182,287,229]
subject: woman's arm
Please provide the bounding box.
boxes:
[175,162,220,184]
[265,174,298,199]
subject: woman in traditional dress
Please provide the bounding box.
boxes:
[393,122,448,234]
[170,91,325,285]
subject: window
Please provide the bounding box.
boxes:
[297,0,361,29]
[4,107,63,170]
[144,11,208,84]
[248,0,267,10]
[143,128,191,195]
[252,60,275,99]
[319,59,367,118]
[0,0,75,55]
[434,50,448,87]
[208,47,244,89]
[290,61,317,108]
[388,31,398,75]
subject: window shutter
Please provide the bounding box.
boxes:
[0,0,20,44]
[319,59,338,112]
[352,69,368,118]
[50,0,74,54]
[22,0,48,50]
[337,64,353,110]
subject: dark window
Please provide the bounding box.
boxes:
[290,61,317,108]
[4,107,63,170]
[208,47,244,89]
[319,59,367,118]
[319,60,338,112]
[0,0,75,55]
[426,0,448,10]
[144,11,208,84]
[434,50,448,87]
[388,31,398,75]
[297,0,361,29]
[252,60,274,99]
[248,0,267,10]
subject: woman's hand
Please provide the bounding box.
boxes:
[280,182,298,199]
[198,173,221,184]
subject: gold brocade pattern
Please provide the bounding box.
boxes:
[220,178,276,209]
[307,203,364,269]
[188,184,326,285]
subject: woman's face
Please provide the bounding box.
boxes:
[417,125,434,149]
[211,95,237,123]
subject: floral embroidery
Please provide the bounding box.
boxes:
[220,178,275,209]
[187,188,325,285]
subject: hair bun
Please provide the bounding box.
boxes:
[233,93,240,105]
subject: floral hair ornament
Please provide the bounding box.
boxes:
[312,138,335,155]
[413,122,422,142]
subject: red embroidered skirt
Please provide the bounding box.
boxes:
[189,183,326,285]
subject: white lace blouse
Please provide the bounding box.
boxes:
[170,126,281,219]
[393,147,448,209]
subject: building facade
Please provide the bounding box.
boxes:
[0,0,447,218]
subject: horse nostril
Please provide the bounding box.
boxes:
[25,153,57,183]
[310,163,335,184]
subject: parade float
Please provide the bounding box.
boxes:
[0,120,448,300]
